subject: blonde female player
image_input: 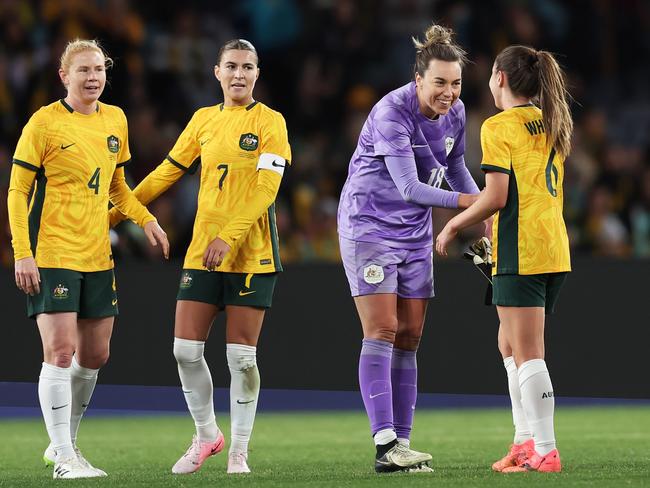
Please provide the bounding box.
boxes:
[8,39,169,479]
[109,39,290,475]
[436,45,573,473]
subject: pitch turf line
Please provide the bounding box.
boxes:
[0,406,648,486]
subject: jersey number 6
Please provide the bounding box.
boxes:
[545,149,559,197]
[88,167,100,195]
[217,164,228,190]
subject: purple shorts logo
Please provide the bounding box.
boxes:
[363,264,384,284]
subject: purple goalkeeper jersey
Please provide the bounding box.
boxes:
[338,82,477,248]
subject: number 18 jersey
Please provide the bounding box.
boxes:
[480,105,571,275]
[167,101,291,273]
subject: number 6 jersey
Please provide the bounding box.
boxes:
[480,104,571,275]
[8,100,154,271]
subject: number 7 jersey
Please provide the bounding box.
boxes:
[480,105,571,275]
[167,101,291,273]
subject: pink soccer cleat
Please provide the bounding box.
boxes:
[492,439,534,472]
[171,432,225,474]
[502,448,562,473]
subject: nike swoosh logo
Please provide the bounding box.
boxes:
[210,446,219,454]
[112,299,118,306]
[52,404,69,410]
[60,143,76,150]
[238,290,256,296]
[369,392,388,399]
[183,390,192,394]
[271,160,285,168]
[411,144,428,148]
[82,403,89,408]
[236,399,254,404]
[200,139,210,146]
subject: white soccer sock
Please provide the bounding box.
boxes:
[227,343,260,455]
[518,359,556,455]
[503,356,532,444]
[173,338,219,442]
[374,428,397,446]
[70,356,99,445]
[39,362,75,462]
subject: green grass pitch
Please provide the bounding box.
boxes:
[1,406,649,486]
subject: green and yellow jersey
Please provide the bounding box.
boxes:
[8,99,155,272]
[480,105,571,275]
[109,101,291,273]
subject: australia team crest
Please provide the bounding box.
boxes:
[107,135,120,154]
[52,283,69,299]
[180,272,193,289]
[239,133,259,151]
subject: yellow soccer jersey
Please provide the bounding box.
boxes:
[167,101,291,273]
[8,99,153,271]
[480,105,571,275]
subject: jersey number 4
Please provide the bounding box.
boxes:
[88,168,100,195]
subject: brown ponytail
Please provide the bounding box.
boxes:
[495,45,573,158]
[536,51,573,158]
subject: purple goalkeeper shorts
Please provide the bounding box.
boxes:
[339,236,434,298]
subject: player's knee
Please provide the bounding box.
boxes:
[366,317,398,343]
[226,344,257,372]
[395,331,421,351]
[173,337,205,364]
[51,350,74,368]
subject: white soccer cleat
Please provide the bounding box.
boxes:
[375,443,433,473]
[43,444,56,467]
[227,452,251,474]
[53,457,103,479]
[172,433,225,474]
[43,444,107,476]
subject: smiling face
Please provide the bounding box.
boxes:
[59,50,106,108]
[214,49,259,106]
[415,59,462,118]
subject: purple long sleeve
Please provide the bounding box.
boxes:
[385,155,460,208]
[445,156,480,194]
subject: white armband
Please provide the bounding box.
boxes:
[257,153,286,176]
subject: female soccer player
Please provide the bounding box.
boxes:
[109,39,290,475]
[436,45,573,473]
[8,39,169,479]
[337,24,481,473]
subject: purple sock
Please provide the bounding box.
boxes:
[359,339,394,436]
[391,347,417,440]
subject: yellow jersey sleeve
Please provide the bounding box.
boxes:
[217,170,282,248]
[260,112,292,163]
[166,110,203,172]
[108,160,185,227]
[480,118,512,174]
[13,110,48,171]
[108,167,156,227]
[116,109,132,167]
[8,165,38,260]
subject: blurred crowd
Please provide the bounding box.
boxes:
[1,0,649,267]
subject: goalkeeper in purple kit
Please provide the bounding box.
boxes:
[337,23,484,473]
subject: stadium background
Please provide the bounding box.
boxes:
[1,1,649,485]
[1,0,649,398]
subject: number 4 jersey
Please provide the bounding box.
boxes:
[9,100,153,271]
[480,104,571,275]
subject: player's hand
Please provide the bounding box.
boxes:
[203,237,231,271]
[143,220,170,259]
[435,223,458,256]
[15,257,41,296]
